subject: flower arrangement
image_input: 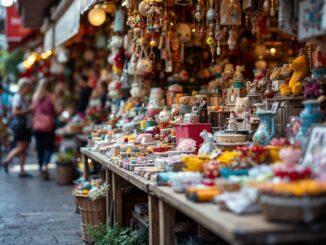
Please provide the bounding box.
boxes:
[73,179,109,201]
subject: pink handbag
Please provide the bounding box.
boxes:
[33,101,53,132]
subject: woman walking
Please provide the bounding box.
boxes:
[1,78,33,177]
[32,79,56,180]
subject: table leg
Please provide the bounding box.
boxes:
[106,169,113,226]
[112,172,123,226]
[148,195,159,245]
[159,200,175,245]
[83,154,90,181]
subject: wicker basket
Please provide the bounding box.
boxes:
[75,194,107,243]
[56,163,74,185]
[260,193,326,223]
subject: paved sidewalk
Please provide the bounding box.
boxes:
[0,158,82,245]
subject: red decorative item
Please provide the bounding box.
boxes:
[273,164,312,181]
[175,123,212,150]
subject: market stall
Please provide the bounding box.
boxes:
[39,0,326,244]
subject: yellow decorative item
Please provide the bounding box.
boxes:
[267,145,282,163]
[181,155,210,172]
[292,83,303,96]
[280,85,292,96]
[261,180,326,197]
[216,151,241,165]
[288,51,309,95]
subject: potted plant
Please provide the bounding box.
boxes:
[56,150,74,185]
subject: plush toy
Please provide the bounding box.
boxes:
[233,65,245,81]
[234,97,250,118]
[270,67,282,80]
[282,50,309,96]
[108,79,122,99]
[222,64,235,84]
[280,84,292,96]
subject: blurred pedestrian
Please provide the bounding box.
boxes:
[76,75,92,115]
[1,78,33,177]
[32,79,56,180]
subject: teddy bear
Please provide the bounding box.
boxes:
[223,64,235,80]
[270,67,282,80]
[233,65,245,81]
[278,64,292,80]
[280,50,309,96]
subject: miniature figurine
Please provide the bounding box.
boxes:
[228,111,237,131]
[198,131,214,155]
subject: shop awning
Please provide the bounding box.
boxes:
[80,0,98,14]
[43,25,54,52]
[5,5,34,50]
[17,0,57,28]
[54,0,81,47]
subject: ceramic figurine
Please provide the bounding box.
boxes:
[233,65,245,82]
[234,97,250,118]
[158,107,173,123]
[228,111,237,131]
[148,87,165,109]
[241,112,250,131]
[192,99,208,123]
[295,99,324,145]
[198,131,214,155]
[253,105,277,145]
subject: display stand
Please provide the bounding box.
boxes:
[81,148,326,245]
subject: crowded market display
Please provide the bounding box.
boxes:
[13,0,326,244]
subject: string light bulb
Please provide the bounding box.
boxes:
[88,5,107,26]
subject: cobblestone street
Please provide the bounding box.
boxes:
[0,156,82,245]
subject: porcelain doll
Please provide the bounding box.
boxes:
[198,131,214,155]
[228,111,237,131]
[241,112,250,131]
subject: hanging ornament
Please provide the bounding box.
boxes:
[194,0,204,26]
[220,0,242,26]
[206,0,216,62]
[270,0,276,17]
[227,28,237,50]
[263,0,270,13]
[176,23,191,62]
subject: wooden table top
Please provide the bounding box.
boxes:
[80,147,326,244]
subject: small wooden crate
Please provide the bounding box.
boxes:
[74,194,107,243]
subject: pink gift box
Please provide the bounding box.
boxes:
[175,123,212,149]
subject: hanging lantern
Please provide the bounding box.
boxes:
[88,5,106,26]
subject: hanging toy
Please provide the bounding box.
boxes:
[220,0,242,26]
[176,23,191,62]
[206,0,216,62]
[194,0,204,31]
[227,28,238,50]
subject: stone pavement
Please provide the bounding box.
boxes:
[0,156,83,245]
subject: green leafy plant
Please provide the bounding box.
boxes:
[56,151,74,163]
[88,224,148,245]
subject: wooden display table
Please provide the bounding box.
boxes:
[80,148,326,245]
